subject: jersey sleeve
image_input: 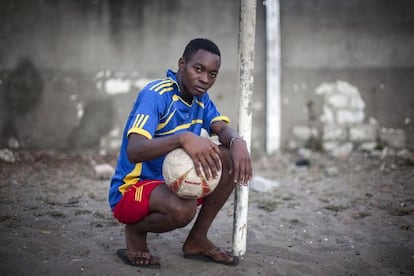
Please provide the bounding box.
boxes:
[126,89,165,139]
[201,93,230,136]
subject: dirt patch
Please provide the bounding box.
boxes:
[0,149,413,275]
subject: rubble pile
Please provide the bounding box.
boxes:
[291,80,407,159]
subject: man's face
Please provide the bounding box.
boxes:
[178,49,221,98]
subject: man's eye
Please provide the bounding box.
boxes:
[209,73,217,78]
[194,67,202,73]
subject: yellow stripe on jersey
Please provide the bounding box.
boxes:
[118,163,143,195]
[132,114,140,128]
[157,109,176,130]
[159,87,174,95]
[133,114,149,128]
[157,119,203,136]
[150,79,171,91]
[127,127,152,139]
[137,115,149,128]
[134,114,144,128]
[128,114,150,137]
[211,115,230,124]
[160,95,180,121]
[153,81,173,92]
[195,99,204,108]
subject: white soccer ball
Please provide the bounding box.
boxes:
[162,148,222,199]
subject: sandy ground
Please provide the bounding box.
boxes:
[0,149,413,276]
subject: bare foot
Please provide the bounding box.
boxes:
[122,225,162,267]
[182,235,237,265]
[182,234,216,254]
[125,225,149,252]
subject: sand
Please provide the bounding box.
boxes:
[0,149,413,275]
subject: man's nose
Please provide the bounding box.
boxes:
[199,72,208,83]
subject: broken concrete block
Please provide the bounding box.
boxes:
[323,124,347,141]
[324,142,353,159]
[249,176,279,193]
[320,106,335,124]
[348,94,365,109]
[322,141,339,152]
[315,82,335,95]
[94,163,115,180]
[349,124,377,142]
[292,125,318,141]
[0,149,16,162]
[358,142,378,152]
[336,80,360,97]
[336,109,365,125]
[326,93,349,109]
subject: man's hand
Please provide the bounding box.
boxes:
[209,121,253,186]
[180,132,221,180]
[229,138,252,186]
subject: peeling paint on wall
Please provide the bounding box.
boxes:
[95,70,151,95]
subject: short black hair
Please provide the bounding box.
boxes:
[182,38,221,61]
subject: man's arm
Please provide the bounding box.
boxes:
[211,121,252,185]
[127,131,222,180]
[127,133,184,163]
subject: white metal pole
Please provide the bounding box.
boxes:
[266,0,281,153]
[232,0,256,257]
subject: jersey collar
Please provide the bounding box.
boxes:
[166,69,180,91]
[166,69,204,104]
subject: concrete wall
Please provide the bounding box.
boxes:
[0,0,243,150]
[279,0,414,152]
[1,0,413,153]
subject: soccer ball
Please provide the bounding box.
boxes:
[162,148,222,199]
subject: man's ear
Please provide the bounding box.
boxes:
[178,57,186,70]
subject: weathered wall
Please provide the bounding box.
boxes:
[0,0,242,150]
[1,1,244,73]
[278,0,414,152]
[0,0,413,153]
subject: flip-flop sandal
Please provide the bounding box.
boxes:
[183,247,239,266]
[116,248,161,269]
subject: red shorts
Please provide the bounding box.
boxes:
[113,180,203,224]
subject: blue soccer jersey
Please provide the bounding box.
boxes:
[108,70,229,209]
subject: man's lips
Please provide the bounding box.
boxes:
[195,86,206,93]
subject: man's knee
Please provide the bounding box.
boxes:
[169,199,197,228]
[150,184,197,228]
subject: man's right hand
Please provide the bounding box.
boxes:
[179,132,221,180]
